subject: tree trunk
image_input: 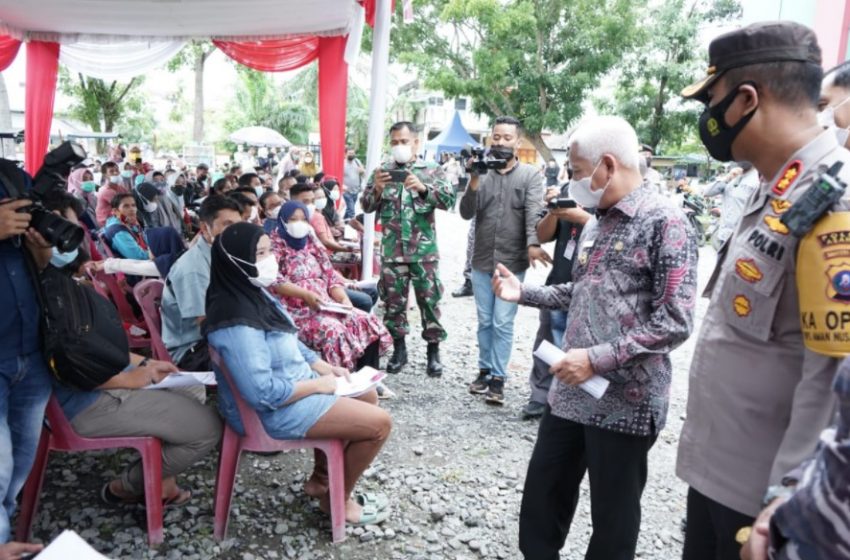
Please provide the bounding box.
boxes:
[192,51,205,143]
[0,73,15,159]
[527,131,553,162]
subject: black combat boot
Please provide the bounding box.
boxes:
[426,343,444,377]
[386,338,408,373]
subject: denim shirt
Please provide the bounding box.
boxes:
[207,302,331,438]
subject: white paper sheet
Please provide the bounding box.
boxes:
[533,340,609,399]
[335,366,386,397]
[35,530,113,560]
[144,371,217,390]
[353,278,378,291]
[318,302,353,316]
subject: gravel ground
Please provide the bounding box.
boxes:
[23,210,717,559]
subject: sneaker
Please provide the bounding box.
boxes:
[468,370,491,394]
[485,377,505,405]
[521,400,546,419]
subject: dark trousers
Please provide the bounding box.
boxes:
[682,487,755,560]
[528,309,554,404]
[519,409,657,560]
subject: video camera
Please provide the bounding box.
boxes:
[460,144,508,173]
[0,141,87,252]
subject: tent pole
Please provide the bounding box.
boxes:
[361,0,391,281]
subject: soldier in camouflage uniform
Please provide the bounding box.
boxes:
[361,121,456,377]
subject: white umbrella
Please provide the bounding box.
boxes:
[228,126,291,148]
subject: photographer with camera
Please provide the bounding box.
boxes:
[0,143,88,548]
[361,121,456,377]
[459,116,548,404]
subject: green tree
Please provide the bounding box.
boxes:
[223,66,314,147]
[600,0,741,153]
[389,0,645,160]
[167,40,216,143]
[58,67,153,149]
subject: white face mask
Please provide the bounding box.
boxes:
[306,203,316,215]
[392,144,413,164]
[249,206,259,222]
[818,95,850,128]
[568,162,608,209]
[250,255,279,288]
[329,190,340,201]
[286,220,311,239]
[314,198,328,211]
[109,174,122,185]
[254,186,264,198]
[267,206,281,220]
[144,201,158,213]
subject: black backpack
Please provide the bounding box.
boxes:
[39,266,129,391]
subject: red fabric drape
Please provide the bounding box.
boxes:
[0,36,21,71]
[317,36,348,190]
[360,0,395,28]
[213,37,320,72]
[25,41,60,174]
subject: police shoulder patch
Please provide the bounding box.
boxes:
[772,160,802,197]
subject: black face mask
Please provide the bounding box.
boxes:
[698,81,758,162]
[172,185,186,196]
[489,145,515,161]
[347,155,355,161]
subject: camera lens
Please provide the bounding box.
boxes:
[29,208,85,253]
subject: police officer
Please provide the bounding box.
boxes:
[676,22,850,560]
[361,121,455,377]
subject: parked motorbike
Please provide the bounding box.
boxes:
[682,193,715,247]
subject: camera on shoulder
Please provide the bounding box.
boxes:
[0,141,87,252]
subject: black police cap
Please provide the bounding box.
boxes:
[682,21,821,103]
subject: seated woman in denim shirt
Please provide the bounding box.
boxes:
[205,222,392,526]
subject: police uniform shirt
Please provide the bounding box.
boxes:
[677,129,850,517]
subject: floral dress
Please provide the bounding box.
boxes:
[269,232,391,369]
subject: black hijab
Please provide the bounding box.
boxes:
[320,179,340,226]
[204,222,295,335]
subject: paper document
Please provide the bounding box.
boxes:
[144,371,217,390]
[35,530,114,559]
[343,225,358,241]
[335,366,387,397]
[339,240,360,250]
[354,278,378,291]
[319,302,353,316]
[533,340,609,399]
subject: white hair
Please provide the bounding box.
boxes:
[569,115,640,170]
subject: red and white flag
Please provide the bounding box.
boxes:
[403,0,414,23]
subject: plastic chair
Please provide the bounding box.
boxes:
[209,347,346,544]
[133,279,171,363]
[86,268,150,349]
[15,396,165,546]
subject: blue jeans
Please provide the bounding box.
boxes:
[343,191,358,220]
[550,310,567,348]
[0,352,51,542]
[471,269,525,379]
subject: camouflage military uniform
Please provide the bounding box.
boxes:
[361,159,455,342]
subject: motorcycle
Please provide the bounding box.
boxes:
[682,193,714,247]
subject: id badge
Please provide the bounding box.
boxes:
[564,239,576,260]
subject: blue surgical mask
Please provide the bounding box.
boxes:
[255,186,264,198]
[50,246,79,268]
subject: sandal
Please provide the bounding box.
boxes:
[100,482,142,506]
[162,487,192,509]
[349,503,390,527]
[355,492,389,512]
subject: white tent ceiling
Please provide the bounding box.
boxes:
[0,0,357,42]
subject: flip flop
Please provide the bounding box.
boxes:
[355,492,389,512]
[349,503,390,527]
[100,482,142,506]
[162,487,192,509]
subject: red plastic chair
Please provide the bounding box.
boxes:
[133,279,171,363]
[209,347,347,544]
[15,396,165,546]
[86,268,150,349]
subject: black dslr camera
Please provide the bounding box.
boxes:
[461,144,509,173]
[0,141,87,252]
